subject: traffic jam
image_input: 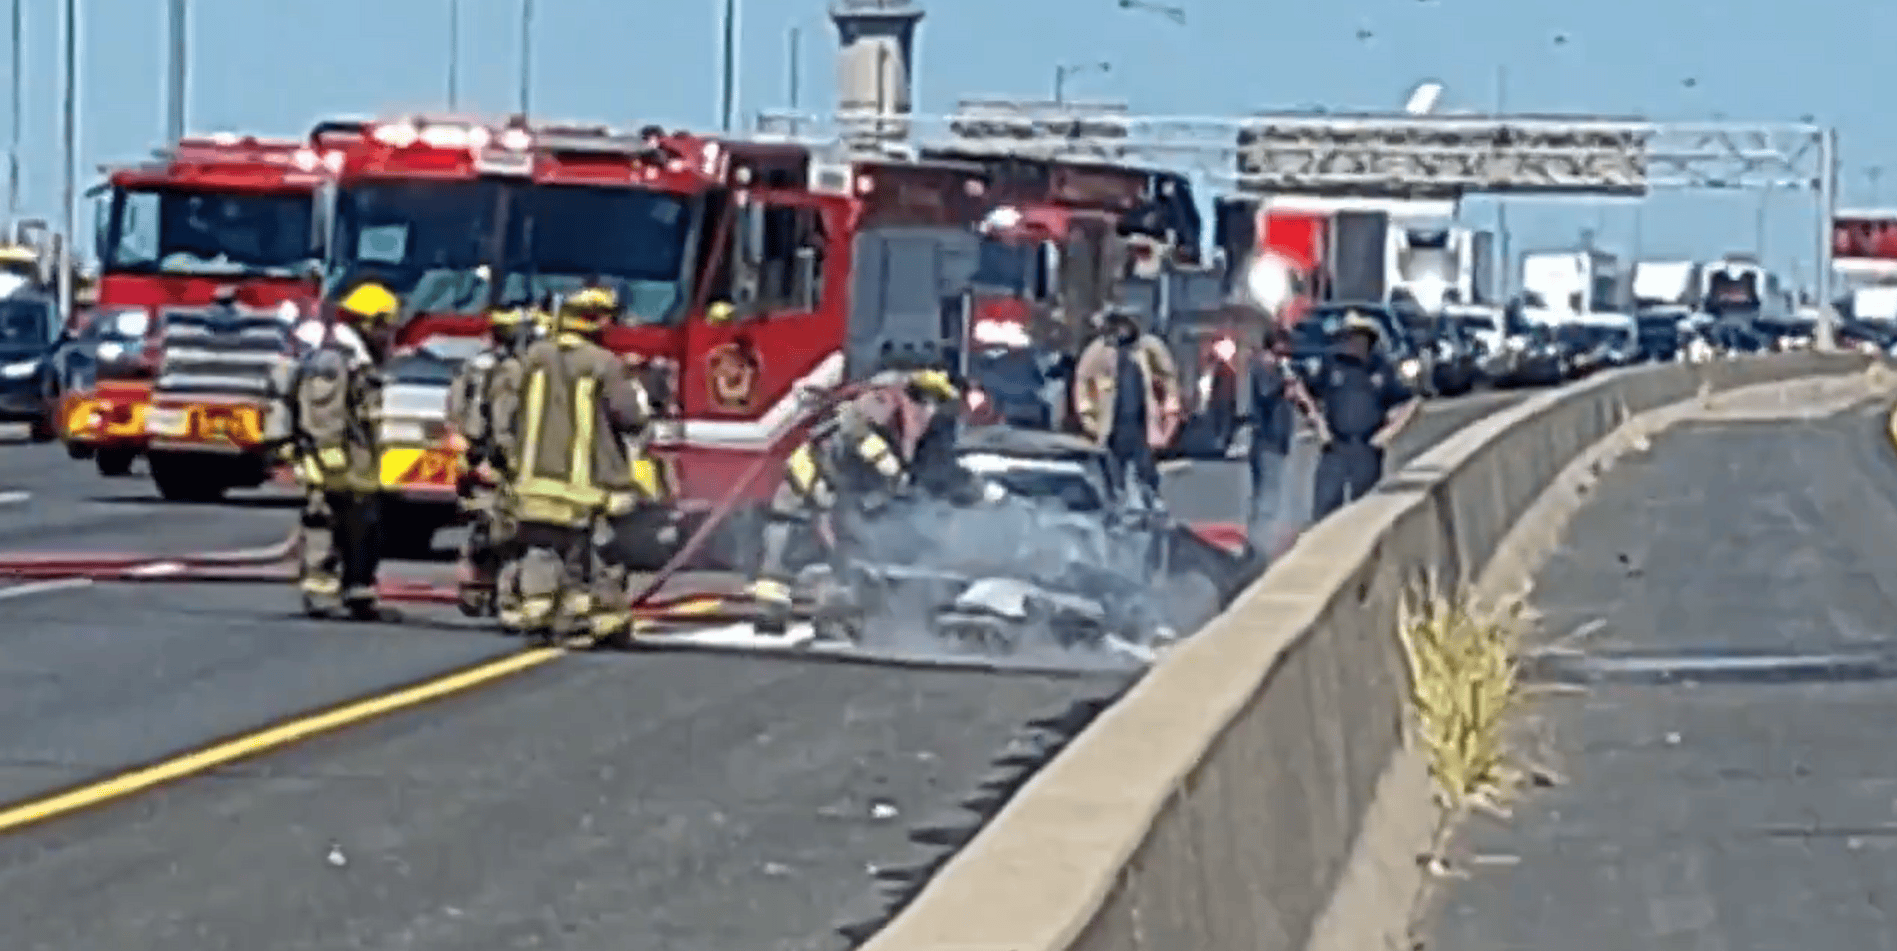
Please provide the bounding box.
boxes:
[0,105,1866,672]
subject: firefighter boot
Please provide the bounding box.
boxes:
[747,578,794,635]
[299,573,344,619]
[342,585,391,623]
[557,591,599,648]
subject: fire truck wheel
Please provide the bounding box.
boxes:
[149,452,228,503]
[94,447,136,477]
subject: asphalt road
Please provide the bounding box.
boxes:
[0,386,1530,951]
[1427,398,1897,950]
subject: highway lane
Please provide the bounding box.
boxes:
[1428,397,1897,951]
[0,386,1536,951]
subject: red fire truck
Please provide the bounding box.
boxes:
[923,149,1244,456]
[308,115,993,557]
[64,135,328,492]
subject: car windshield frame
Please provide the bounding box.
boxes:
[0,297,54,348]
[101,184,319,279]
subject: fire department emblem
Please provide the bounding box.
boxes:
[706,342,760,411]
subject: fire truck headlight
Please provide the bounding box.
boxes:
[94,306,148,338]
[1210,337,1238,363]
[0,359,36,379]
[972,319,1031,348]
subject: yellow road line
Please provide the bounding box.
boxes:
[0,646,566,835]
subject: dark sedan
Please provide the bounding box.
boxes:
[0,295,60,440]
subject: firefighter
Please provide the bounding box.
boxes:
[445,304,533,618]
[288,280,399,620]
[1072,306,1181,496]
[1308,311,1419,520]
[500,286,651,644]
[746,367,963,636]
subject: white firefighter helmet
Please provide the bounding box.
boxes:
[1244,251,1298,316]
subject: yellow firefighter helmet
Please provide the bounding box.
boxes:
[488,305,526,329]
[907,368,959,403]
[338,281,400,325]
[559,286,618,334]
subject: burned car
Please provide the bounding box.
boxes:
[797,425,1248,667]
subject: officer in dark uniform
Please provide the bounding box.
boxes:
[1247,322,1320,558]
[1308,311,1418,519]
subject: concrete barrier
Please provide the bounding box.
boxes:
[863,353,1874,951]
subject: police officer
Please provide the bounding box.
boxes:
[1246,322,1321,559]
[445,304,532,618]
[1308,311,1419,520]
[289,280,399,620]
[501,286,651,644]
[1072,306,1181,495]
[746,367,963,635]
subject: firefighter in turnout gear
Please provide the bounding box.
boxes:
[501,286,651,644]
[745,368,964,636]
[289,280,398,620]
[445,305,533,618]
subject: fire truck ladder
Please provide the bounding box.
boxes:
[754,99,1841,310]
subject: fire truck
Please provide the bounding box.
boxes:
[65,134,328,492]
[910,135,1241,456]
[307,114,995,558]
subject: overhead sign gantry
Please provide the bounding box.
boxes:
[757,100,1840,318]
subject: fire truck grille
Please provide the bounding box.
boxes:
[153,308,297,399]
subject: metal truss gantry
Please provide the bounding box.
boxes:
[755,99,1841,310]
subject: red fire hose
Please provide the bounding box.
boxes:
[0,383,872,625]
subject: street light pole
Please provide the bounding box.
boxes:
[8,0,21,227]
[517,0,534,116]
[58,0,76,325]
[719,0,737,131]
[787,25,800,111]
[165,0,186,142]
[447,0,460,110]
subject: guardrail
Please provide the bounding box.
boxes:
[864,351,1874,951]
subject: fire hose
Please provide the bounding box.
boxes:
[0,384,868,627]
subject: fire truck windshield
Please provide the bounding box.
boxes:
[330,179,503,316]
[102,185,317,279]
[502,183,692,325]
[331,179,691,322]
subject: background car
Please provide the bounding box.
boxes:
[0,294,60,441]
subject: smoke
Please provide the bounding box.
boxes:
[804,492,1211,671]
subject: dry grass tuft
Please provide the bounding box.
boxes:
[1397,582,1527,810]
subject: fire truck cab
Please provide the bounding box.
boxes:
[71,135,329,491]
[308,115,992,559]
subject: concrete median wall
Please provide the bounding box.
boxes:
[864,352,1874,951]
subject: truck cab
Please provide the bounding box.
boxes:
[72,135,328,492]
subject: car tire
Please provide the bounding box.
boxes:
[149,451,227,502]
[95,447,136,477]
[27,414,54,443]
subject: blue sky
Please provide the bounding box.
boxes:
[5,0,1891,289]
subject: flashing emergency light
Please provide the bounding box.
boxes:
[1244,252,1298,315]
[972,317,1033,348]
[982,206,1025,233]
[1210,337,1238,362]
